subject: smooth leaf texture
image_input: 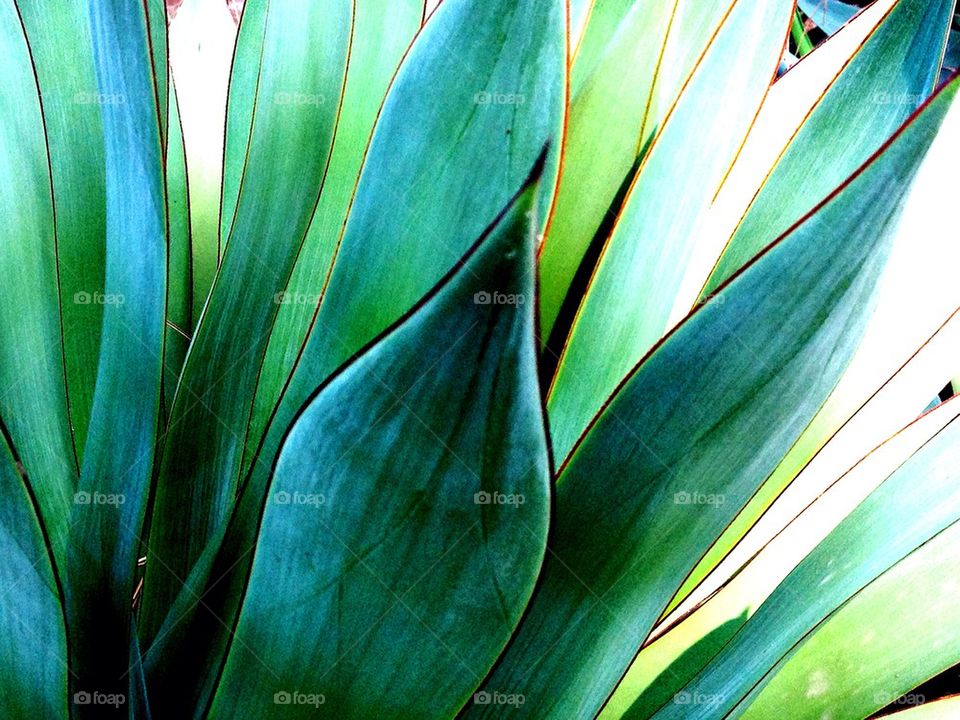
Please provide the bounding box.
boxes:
[603,392,960,719]
[538,0,733,340]
[740,518,960,719]
[651,411,960,719]
[164,80,192,418]
[64,0,167,707]
[242,0,564,537]
[702,0,955,297]
[666,47,960,611]
[667,0,896,331]
[467,73,958,720]
[142,10,565,692]
[15,0,107,458]
[208,164,550,719]
[546,0,791,464]
[141,0,352,642]
[0,420,67,720]
[245,0,423,483]
[0,0,77,565]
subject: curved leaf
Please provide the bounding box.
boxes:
[141,0,352,642]
[164,79,192,418]
[0,0,78,565]
[245,0,422,484]
[667,60,960,611]
[15,0,108,458]
[468,73,959,720]
[545,0,792,463]
[242,0,564,538]
[64,0,167,707]
[208,157,550,719]
[603,394,960,719]
[538,0,735,340]
[651,410,960,719]
[167,0,238,323]
[740,519,960,719]
[0,419,67,720]
[701,0,955,297]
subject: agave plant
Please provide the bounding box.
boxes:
[2,0,960,717]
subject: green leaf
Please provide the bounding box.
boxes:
[163,79,192,418]
[245,0,423,487]
[141,0,353,642]
[740,518,960,719]
[546,0,792,464]
[213,156,547,720]
[603,391,960,719]
[701,0,955,297]
[666,39,960,613]
[64,0,167,706]
[0,419,67,720]
[467,73,959,720]
[15,0,107,459]
[241,0,564,537]
[538,0,735,342]
[651,408,960,719]
[141,0,565,700]
[0,0,79,565]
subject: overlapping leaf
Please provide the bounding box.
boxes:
[701,0,954,297]
[537,0,734,341]
[15,0,107,458]
[467,73,959,720]
[209,165,550,720]
[245,0,423,483]
[0,421,67,719]
[546,0,792,463]
[0,0,78,566]
[64,0,167,707]
[651,408,960,718]
[141,0,352,642]
[604,393,960,719]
